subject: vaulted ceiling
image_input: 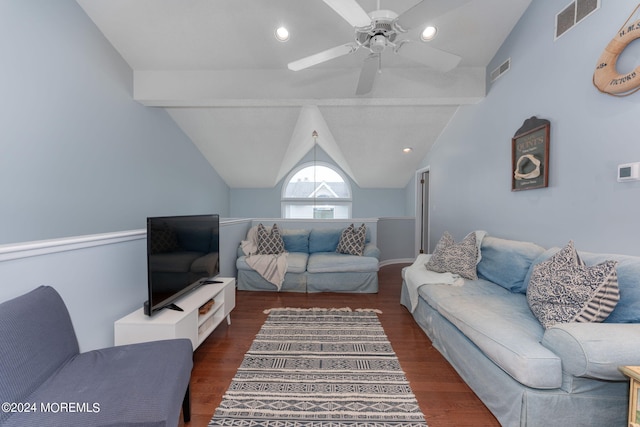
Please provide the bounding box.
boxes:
[76,0,531,188]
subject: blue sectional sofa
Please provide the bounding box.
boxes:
[236,226,380,293]
[401,235,640,427]
[0,286,193,427]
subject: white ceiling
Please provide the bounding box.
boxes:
[76,0,531,188]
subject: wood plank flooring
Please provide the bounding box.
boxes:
[185,264,500,427]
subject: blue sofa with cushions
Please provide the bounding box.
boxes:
[0,286,193,427]
[236,225,380,293]
[401,234,640,427]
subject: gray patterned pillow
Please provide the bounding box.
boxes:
[336,223,366,256]
[526,241,620,329]
[425,231,478,280]
[257,223,285,255]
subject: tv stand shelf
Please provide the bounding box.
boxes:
[114,277,235,350]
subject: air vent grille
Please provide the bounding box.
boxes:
[555,0,600,40]
[490,58,510,82]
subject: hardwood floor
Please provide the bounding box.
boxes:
[185,264,500,427]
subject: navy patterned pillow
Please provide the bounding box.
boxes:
[526,241,620,329]
[336,223,366,256]
[425,231,478,280]
[257,223,285,255]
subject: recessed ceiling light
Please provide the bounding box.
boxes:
[420,26,437,42]
[402,147,413,153]
[275,26,290,42]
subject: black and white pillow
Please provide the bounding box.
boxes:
[257,223,285,255]
[526,241,620,329]
[336,223,366,256]
[425,231,478,280]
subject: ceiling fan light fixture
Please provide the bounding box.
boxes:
[275,26,290,42]
[420,26,437,42]
[370,34,387,53]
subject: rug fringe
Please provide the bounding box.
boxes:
[263,307,382,314]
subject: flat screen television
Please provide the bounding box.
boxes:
[144,214,220,316]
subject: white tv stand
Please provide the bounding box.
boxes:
[114,277,235,350]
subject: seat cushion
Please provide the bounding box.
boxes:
[2,339,193,427]
[306,252,379,273]
[236,252,308,274]
[419,281,562,389]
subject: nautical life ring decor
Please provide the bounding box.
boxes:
[593,5,640,96]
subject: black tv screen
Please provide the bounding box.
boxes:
[145,214,220,316]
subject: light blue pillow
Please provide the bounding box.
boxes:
[309,228,343,253]
[281,229,310,253]
[477,236,545,293]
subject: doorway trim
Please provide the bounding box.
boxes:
[414,166,430,256]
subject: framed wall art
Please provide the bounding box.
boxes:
[511,116,550,191]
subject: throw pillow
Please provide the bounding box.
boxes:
[526,241,620,329]
[336,223,366,256]
[425,231,478,280]
[257,223,285,255]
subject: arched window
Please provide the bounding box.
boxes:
[281,162,352,219]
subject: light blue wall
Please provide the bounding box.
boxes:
[377,217,416,264]
[0,0,229,245]
[230,146,408,218]
[420,1,640,255]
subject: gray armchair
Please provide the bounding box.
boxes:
[0,286,192,427]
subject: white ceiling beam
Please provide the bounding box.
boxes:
[133,67,486,107]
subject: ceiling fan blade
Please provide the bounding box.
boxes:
[323,0,372,28]
[395,0,471,31]
[396,41,461,72]
[288,43,358,71]
[356,54,379,95]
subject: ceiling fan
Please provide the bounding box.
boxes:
[287,0,471,95]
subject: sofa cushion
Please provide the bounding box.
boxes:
[420,282,562,389]
[426,231,478,280]
[307,252,379,273]
[309,228,343,253]
[477,236,545,293]
[2,339,193,427]
[236,252,308,274]
[257,223,285,254]
[336,223,366,256]
[542,323,640,381]
[281,229,310,253]
[527,242,619,329]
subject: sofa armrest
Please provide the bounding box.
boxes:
[542,322,640,380]
[363,243,380,259]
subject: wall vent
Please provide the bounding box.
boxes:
[490,58,511,82]
[555,0,600,40]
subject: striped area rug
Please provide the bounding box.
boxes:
[208,307,428,426]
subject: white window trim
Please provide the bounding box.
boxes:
[281,161,352,219]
